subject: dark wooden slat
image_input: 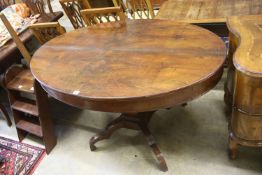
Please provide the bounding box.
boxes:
[12,100,39,116]
[16,120,43,137]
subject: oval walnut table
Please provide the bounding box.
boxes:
[30,20,226,171]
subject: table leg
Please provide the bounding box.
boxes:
[0,103,12,127]
[228,132,238,160]
[89,112,168,172]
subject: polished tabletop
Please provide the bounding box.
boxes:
[31,19,226,112]
[227,15,262,77]
[156,0,262,23]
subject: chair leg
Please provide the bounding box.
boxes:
[0,103,12,126]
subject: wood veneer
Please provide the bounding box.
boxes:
[30,20,226,171]
[31,20,226,112]
[156,0,262,37]
[156,0,262,24]
[225,15,262,159]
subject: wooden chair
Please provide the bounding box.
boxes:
[22,0,54,14]
[80,6,126,26]
[59,0,91,29]
[0,0,54,14]
[29,22,66,45]
[113,0,155,19]
[0,12,64,154]
[0,0,14,10]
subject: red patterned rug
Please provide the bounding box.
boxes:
[0,136,45,175]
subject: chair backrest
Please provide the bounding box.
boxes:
[0,12,31,64]
[29,22,66,45]
[113,0,154,19]
[0,0,15,11]
[22,0,53,14]
[112,0,127,11]
[59,0,91,29]
[80,7,125,26]
[0,13,66,65]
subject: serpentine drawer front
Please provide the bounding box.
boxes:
[225,15,262,159]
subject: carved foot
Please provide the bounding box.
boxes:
[89,135,98,151]
[141,125,168,171]
[90,122,124,151]
[89,112,168,171]
[228,133,238,160]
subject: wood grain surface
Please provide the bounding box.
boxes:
[156,0,262,23]
[30,20,226,112]
[225,15,262,159]
[227,15,262,77]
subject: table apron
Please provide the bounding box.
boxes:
[40,67,223,113]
